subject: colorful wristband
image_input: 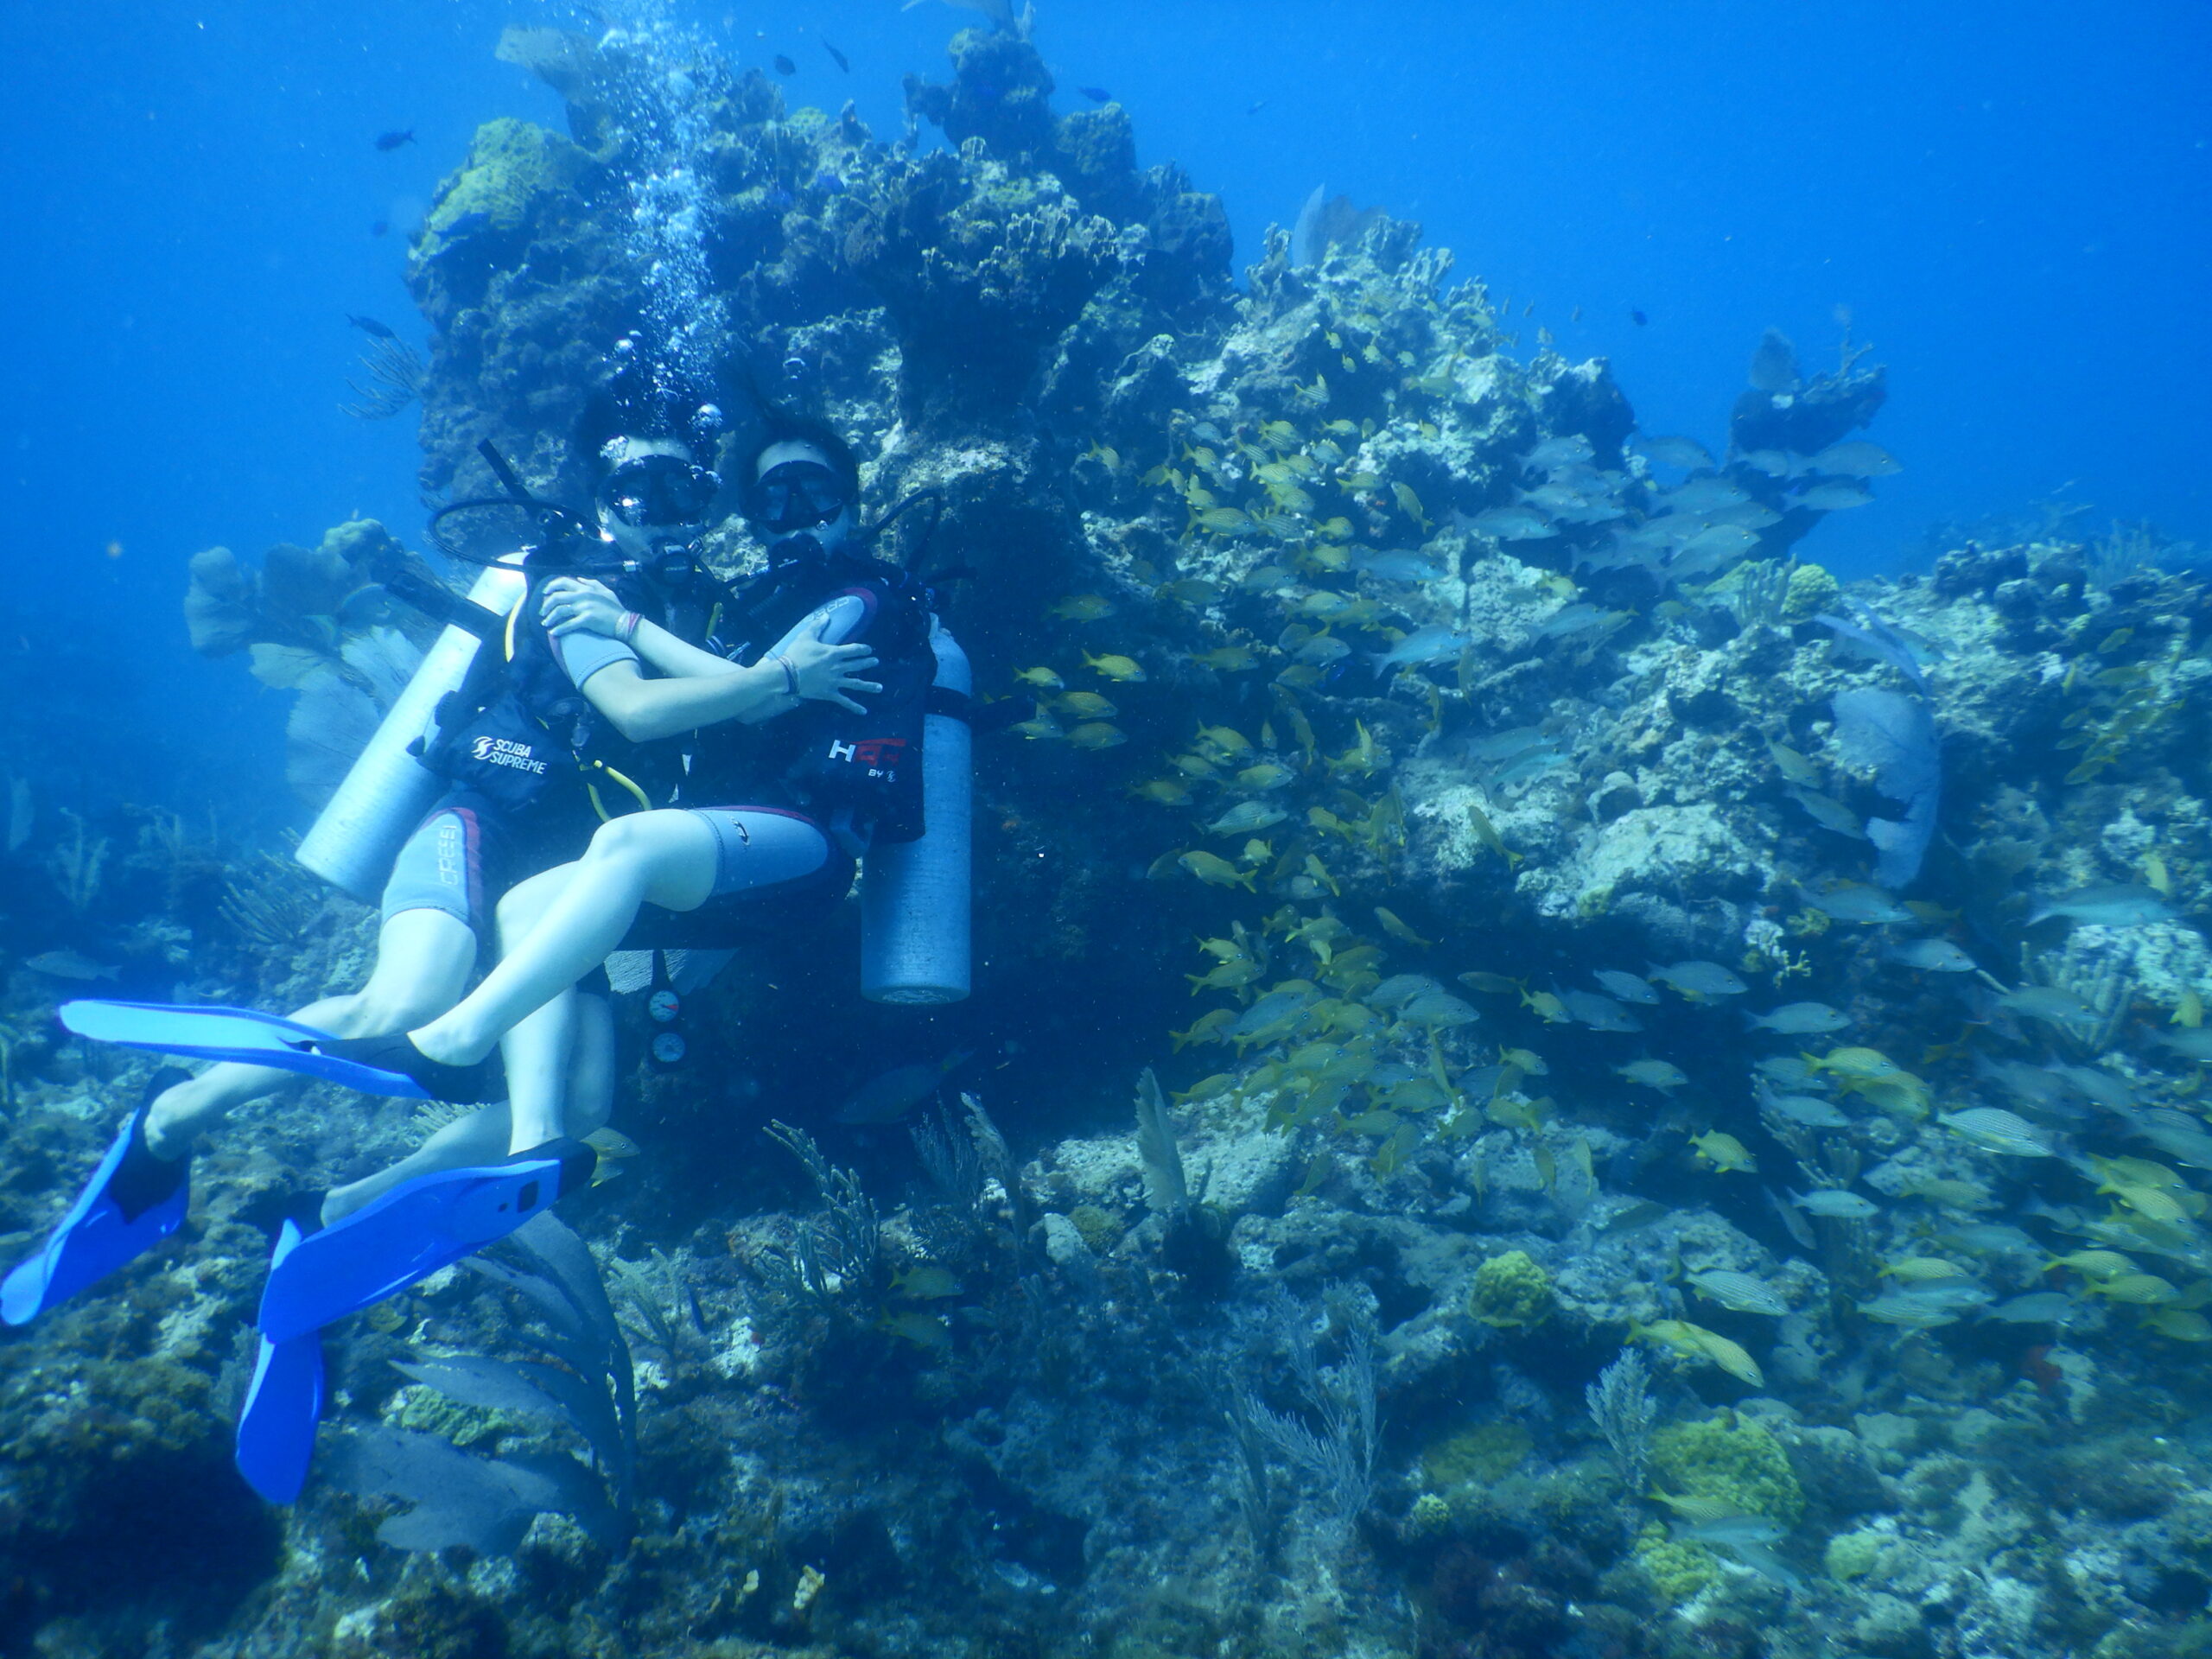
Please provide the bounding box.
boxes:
[617,611,642,645]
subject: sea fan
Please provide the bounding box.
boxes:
[1831,688,1940,888]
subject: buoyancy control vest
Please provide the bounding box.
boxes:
[691,549,937,843]
[413,563,727,823]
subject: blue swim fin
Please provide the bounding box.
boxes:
[2,1069,193,1325]
[58,1001,434,1100]
[234,1217,325,1504]
[257,1139,596,1344]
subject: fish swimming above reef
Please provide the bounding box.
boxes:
[1808,887,1911,925]
[1686,1270,1788,1317]
[1524,435,1595,470]
[347,313,397,340]
[1793,1187,1879,1218]
[1560,989,1641,1033]
[1885,938,1978,973]
[1635,435,1712,471]
[1592,969,1662,1006]
[1745,1001,1852,1035]
[1353,549,1446,583]
[773,54,797,74]
[1206,802,1287,836]
[1995,985,2097,1034]
[1370,626,1470,671]
[1614,1058,1688,1092]
[1077,85,1111,103]
[1940,1107,2056,1157]
[374,129,416,151]
[1985,1291,2077,1325]
[1786,786,1868,840]
[25,950,120,982]
[837,1050,974,1124]
[1647,961,1747,999]
[1464,505,1553,542]
[2029,885,2176,927]
[1796,481,1876,511]
[824,41,851,71]
[1758,1089,1852,1128]
[1809,440,1903,478]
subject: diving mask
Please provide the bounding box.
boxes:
[597,454,721,530]
[745,459,851,537]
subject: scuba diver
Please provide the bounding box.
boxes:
[6,382,878,1497]
[225,414,940,1333]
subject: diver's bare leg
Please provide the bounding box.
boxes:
[316,992,617,1221]
[410,812,716,1065]
[144,908,477,1158]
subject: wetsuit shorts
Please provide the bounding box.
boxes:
[378,789,601,932]
[616,806,855,950]
[378,802,485,928]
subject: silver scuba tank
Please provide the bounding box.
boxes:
[861,618,971,1004]
[295,560,529,900]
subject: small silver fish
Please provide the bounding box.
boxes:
[1683,1515,1788,1547]
[1356,550,1446,583]
[1997,986,2096,1032]
[1787,787,1868,840]
[1793,1187,1879,1218]
[1937,1224,2042,1255]
[1560,989,1642,1033]
[1649,961,1747,998]
[1686,1270,1789,1317]
[2029,885,2176,927]
[2052,1065,2134,1113]
[1614,1058,1688,1091]
[1811,887,1911,925]
[1745,1002,1852,1035]
[1809,440,1903,478]
[1637,435,1713,471]
[1593,969,1662,1005]
[1526,435,1595,469]
[1367,974,1444,1010]
[24,950,119,981]
[1465,505,1554,541]
[1754,1055,1822,1090]
[1985,1292,2076,1325]
[1371,625,1472,669]
[1797,481,1876,511]
[1885,938,1977,973]
[1205,802,1287,836]
[1940,1107,2055,1157]
[1760,1091,1851,1129]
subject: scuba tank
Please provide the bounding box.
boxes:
[296,558,527,900]
[861,618,971,1004]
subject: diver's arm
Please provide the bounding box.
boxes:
[542,578,734,681]
[580,636,880,743]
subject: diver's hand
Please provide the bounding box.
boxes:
[779,616,880,714]
[540,577,626,639]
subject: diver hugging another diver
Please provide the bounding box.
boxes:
[6,361,971,1504]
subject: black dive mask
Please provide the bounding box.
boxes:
[597,454,720,529]
[745,459,851,537]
